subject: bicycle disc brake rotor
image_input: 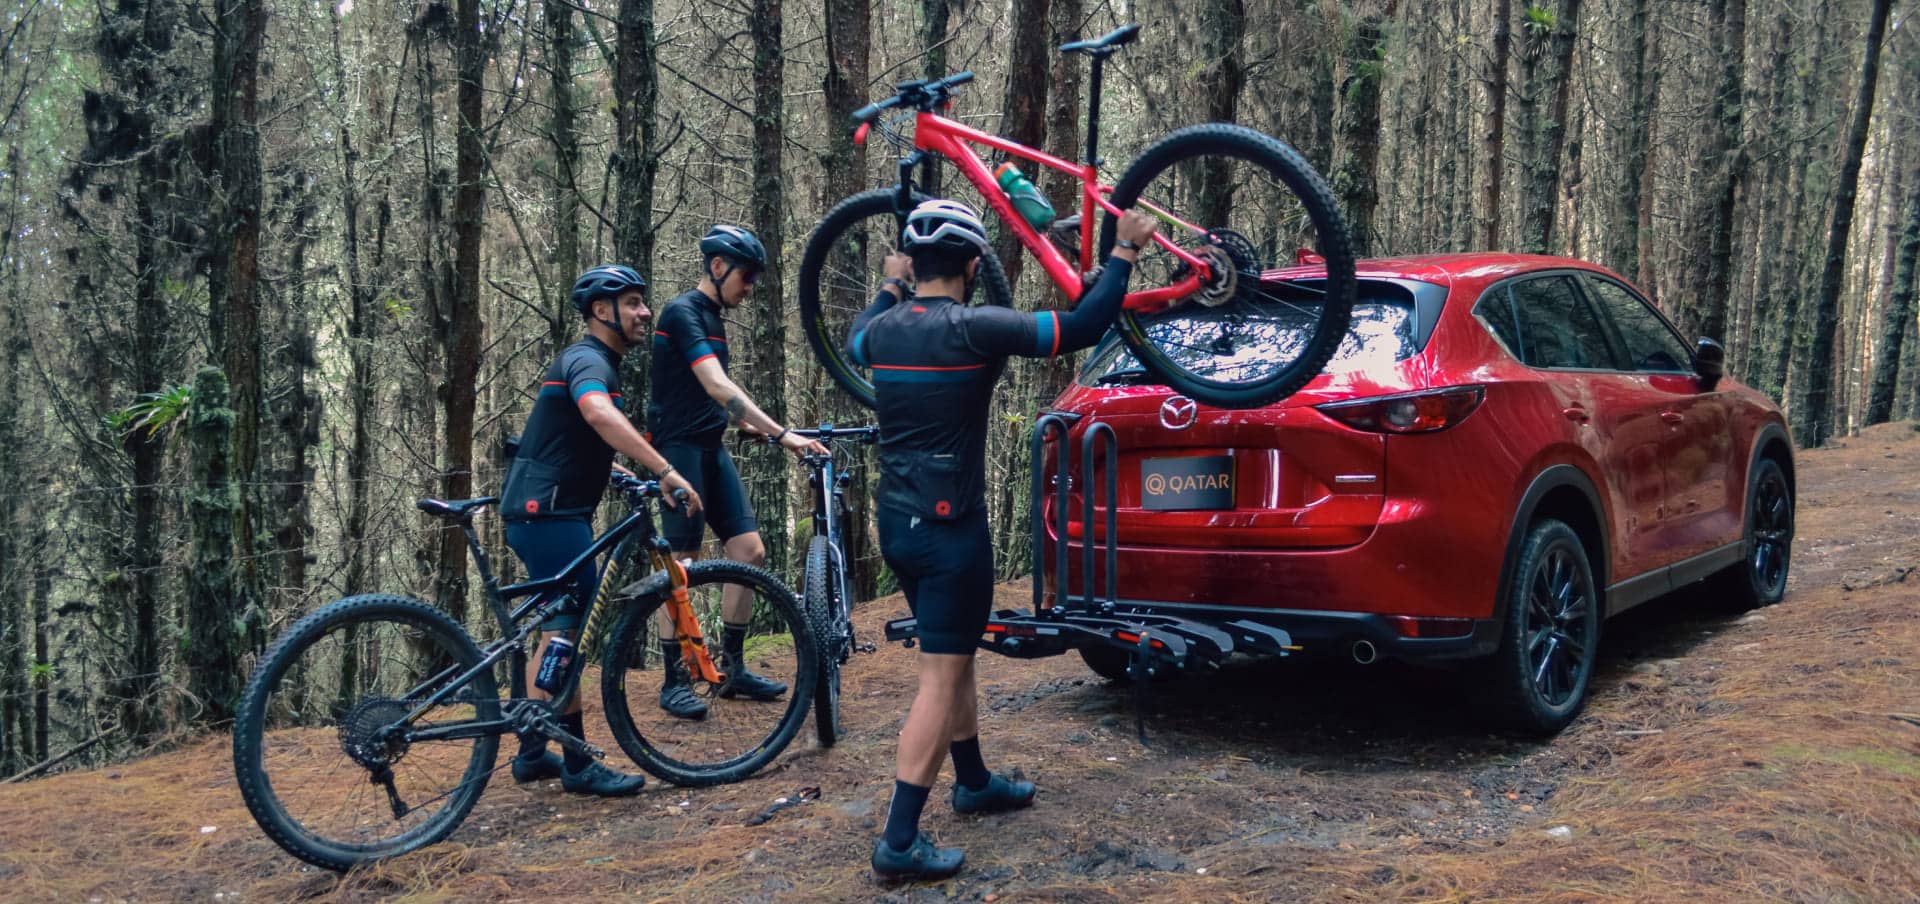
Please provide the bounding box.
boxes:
[339,697,415,769]
[1172,229,1259,308]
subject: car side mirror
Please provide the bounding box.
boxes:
[1693,338,1724,391]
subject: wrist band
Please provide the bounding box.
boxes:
[657,465,676,478]
[1114,238,1141,251]
[774,427,791,443]
[882,277,911,295]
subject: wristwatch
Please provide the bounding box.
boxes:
[1114,238,1142,251]
[881,277,912,296]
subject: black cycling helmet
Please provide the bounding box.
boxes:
[570,264,647,316]
[698,225,767,269]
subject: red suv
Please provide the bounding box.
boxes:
[1043,253,1795,734]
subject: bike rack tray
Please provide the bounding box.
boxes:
[880,412,1303,741]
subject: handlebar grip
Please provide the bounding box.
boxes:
[671,488,691,505]
[942,71,975,88]
[852,99,891,124]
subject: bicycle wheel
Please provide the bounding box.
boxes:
[803,535,844,747]
[233,594,501,872]
[1101,124,1357,409]
[599,560,816,786]
[799,188,1014,409]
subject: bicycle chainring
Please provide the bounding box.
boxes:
[339,697,415,769]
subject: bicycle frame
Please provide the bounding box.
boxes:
[901,111,1209,310]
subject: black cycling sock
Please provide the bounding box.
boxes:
[660,639,685,683]
[950,736,990,791]
[722,622,750,664]
[559,710,592,773]
[517,730,547,760]
[882,780,932,852]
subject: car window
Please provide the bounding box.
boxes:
[1473,287,1525,359]
[1582,276,1693,373]
[1077,288,1422,388]
[1507,275,1619,370]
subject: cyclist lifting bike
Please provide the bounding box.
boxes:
[799,23,1358,412]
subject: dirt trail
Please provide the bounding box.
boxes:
[5,424,1918,903]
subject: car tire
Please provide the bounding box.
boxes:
[1482,518,1601,736]
[1079,645,1133,684]
[1709,457,1793,612]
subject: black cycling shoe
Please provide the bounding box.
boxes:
[870,833,964,881]
[561,761,647,797]
[510,749,565,783]
[718,663,788,701]
[659,681,709,720]
[952,772,1037,815]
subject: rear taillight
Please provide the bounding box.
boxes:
[1315,386,1485,434]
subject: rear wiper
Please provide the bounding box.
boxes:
[1095,368,1153,385]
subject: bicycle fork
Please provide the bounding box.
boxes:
[652,541,725,685]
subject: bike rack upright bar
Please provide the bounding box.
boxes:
[1031,414,1074,613]
[1080,421,1118,613]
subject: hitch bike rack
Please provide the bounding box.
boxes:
[885,412,1301,742]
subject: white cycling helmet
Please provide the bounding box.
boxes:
[902,199,991,257]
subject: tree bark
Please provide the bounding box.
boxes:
[1516,0,1579,254]
[1791,0,1892,448]
[1608,0,1651,279]
[185,366,243,723]
[1688,0,1747,344]
[613,0,659,274]
[544,0,581,354]
[1333,0,1392,257]
[822,0,876,599]
[745,0,789,575]
[436,0,487,622]
[1866,160,1919,425]
[1482,0,1512,249]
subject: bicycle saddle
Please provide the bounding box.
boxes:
[415,497,499,520]
[1060,23,1140,56]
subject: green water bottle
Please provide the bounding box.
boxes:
[994,162,1055,230]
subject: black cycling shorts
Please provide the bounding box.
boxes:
[503,516,599,632]
[877,506,993,656]
[657,442,759,552]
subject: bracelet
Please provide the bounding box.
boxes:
[1114,238,1142,252]
[657,464,676,478]
[773,427,792,443]
[881,277,911,296]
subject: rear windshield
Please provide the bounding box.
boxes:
[1076,280,1425,388]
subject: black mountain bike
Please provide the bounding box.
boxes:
[232,473,815,872]
[780,425,881,746]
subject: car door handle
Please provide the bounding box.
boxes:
[1659,410,1684,425]
[1562,406,1590,423]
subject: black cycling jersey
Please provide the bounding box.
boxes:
[848,259,1134,521]
[501,336,624,521]
[647,290,732,447]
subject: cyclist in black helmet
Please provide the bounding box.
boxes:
[647,225,829,720]
[499,263,702,797]
[854,199,1159,880]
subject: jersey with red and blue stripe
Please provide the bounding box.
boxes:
[847,258,1133,521]
[647,289,732,447]
[500,336,624,521]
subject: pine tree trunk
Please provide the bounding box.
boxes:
[1609,0,1650,278]
[1482,0,1512,249]
[276,180,319,615]
[545,0,581,353]
[614,0,659,273]
[1791,0,1892,448]
[1518,0,1579,254]
[186,367,243,723]
[745,0,789,575]
[1034,0,1083,403]
[1866,160,1919,425]
[435,0,487,623]
[1333,1,1392,257]
[1689,0,1746,343]
[822,0,876,599]
[995,0,1049,293]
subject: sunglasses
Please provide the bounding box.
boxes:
[737,269,760,285]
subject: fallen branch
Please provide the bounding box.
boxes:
[1888,713,1920,728]
[5,728,116,783]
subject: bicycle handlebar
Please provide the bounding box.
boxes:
[851,71,975,125]
[786,425,880,443]
[608,470,688,507]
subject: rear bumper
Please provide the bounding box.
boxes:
[1054,597,1503,661]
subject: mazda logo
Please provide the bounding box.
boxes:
[1159,395,1197,430]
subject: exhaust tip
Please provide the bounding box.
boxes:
[1350,639,1378,666]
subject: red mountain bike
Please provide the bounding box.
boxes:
[798,24,1357,410]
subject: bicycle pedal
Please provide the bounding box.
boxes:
[855,643,877,654]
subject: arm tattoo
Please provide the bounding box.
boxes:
[724,394,749,426]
